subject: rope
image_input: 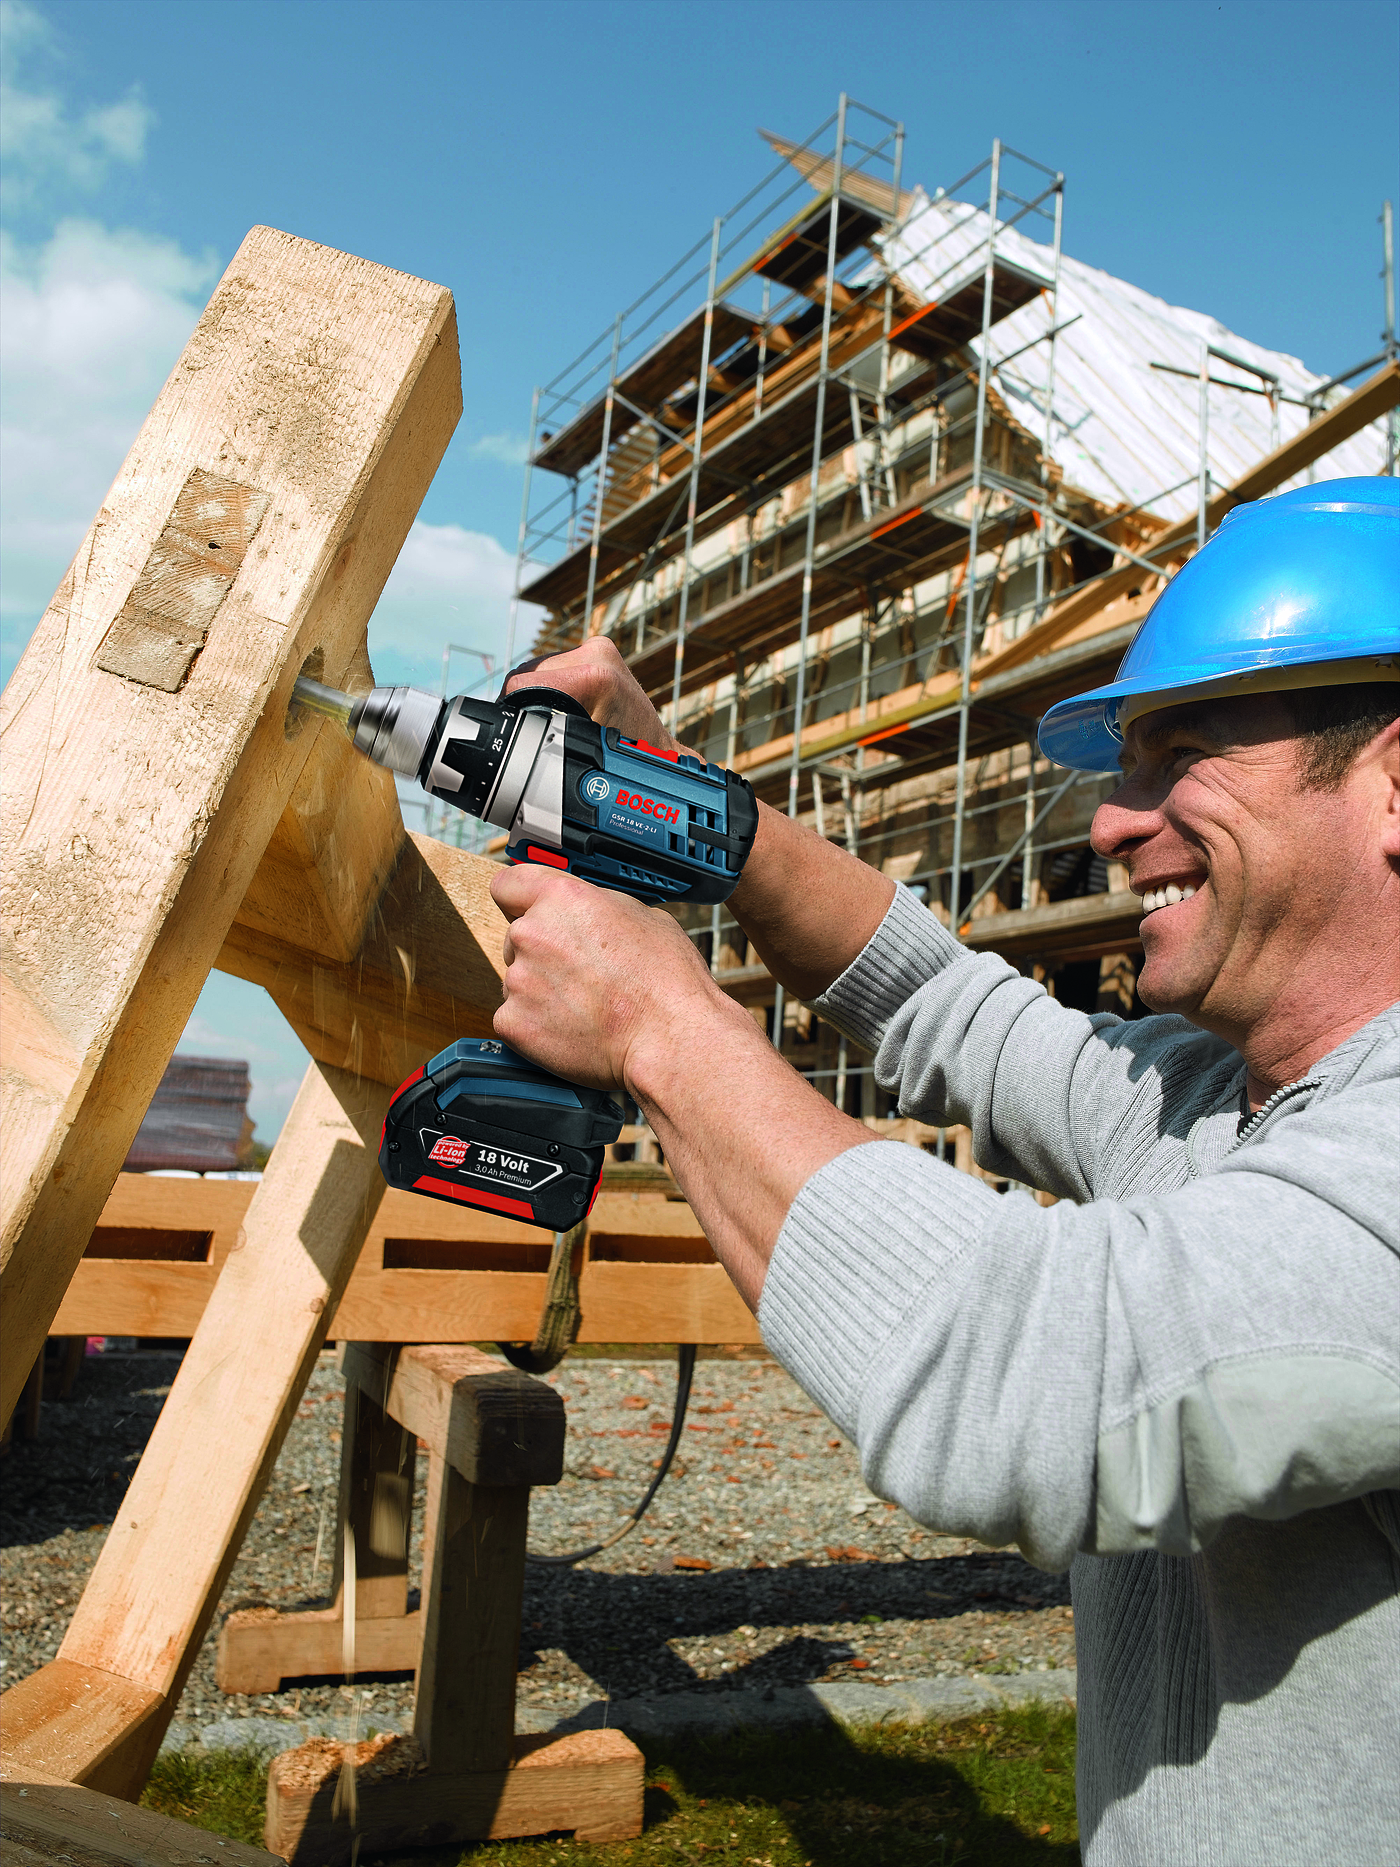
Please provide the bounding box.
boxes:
[497,1189,699,1566]
[499,1220,586,1374]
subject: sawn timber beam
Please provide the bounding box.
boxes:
[0,225,462,1425]
[218,828,509,1089]
[53,1173,764,1346]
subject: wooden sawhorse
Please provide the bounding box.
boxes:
[0,221,639,1858]
[258,1344,641,1862]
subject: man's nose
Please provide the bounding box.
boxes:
[1091,789,1148,859]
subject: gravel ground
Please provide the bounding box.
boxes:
[1,1346,1075,1740]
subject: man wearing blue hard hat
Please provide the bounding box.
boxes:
[492,475,1399,1863]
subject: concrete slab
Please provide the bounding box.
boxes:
[159,1669,1078,1759]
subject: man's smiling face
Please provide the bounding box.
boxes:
[1089,694,1380,1045]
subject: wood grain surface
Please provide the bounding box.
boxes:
[51,1175,763,1344]
[0,225,460,1425]
[343,1343,567,1486]
[1,1061,392,1795]
[1,1760,283,1864]
[264,1727,643,1861]
[219,832,509,1085]
[216,1603,424,1696]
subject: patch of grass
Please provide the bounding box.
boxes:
[142,1704,1078,1866]
[142,1743,268,1847]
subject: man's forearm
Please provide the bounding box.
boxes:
[626,984,875,1308]
[728,801,895,1003]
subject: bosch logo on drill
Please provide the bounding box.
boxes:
[428,1134,469,1167]
[617,790,680,824]
[583,773,611,804]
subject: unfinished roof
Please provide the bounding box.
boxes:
[882,189,1385,525]
[532,301,755,476]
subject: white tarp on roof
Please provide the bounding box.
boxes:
[882,190,1388,525]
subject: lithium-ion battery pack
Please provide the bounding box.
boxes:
[379,1039,628,1231]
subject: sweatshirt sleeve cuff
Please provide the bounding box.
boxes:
[813,881,969,1051]
[756,1138,995,1437]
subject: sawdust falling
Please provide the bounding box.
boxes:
[331,1518,359,1828]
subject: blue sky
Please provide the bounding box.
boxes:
[3,0,1397,1143]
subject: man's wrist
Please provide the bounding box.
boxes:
[623,976,761,1115]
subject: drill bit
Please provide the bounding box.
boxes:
[291,675,355,731]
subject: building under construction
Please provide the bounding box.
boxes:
[508,98,1397,1155]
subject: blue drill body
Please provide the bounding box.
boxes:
[297,676,761,1228]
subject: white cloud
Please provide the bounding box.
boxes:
[367,520,544,689]
[0,1,154,208]
[467,430,529,466]
[0,218,216,679]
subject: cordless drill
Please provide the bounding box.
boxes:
[293,674,758,1228]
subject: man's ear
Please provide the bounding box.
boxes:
[1372,716,1400,865]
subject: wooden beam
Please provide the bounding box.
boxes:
[0,225,461,1425]
[217,1603,423,1695]
[258,1344,642,1861]
[1,1762,282,1864]
[52,1176,762,1344]
[414,1475,528,1774]
[81,1173,254,1267]
[343,1343,566,1487]
[986,359,1400,676]
[264,1728,643,1859]
[360,1350,567,1780]
[233,636,406,966]
[0,1663,164,1799]
[0,1060,393,1797]
[51,1256,765,1346]
[219,832,508,1086]
[330,1382,416,1623]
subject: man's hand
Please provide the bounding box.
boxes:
[488,861,872,1309]
[490,861,716,1094]
[505,636,678,752]
[505,637,898,1001]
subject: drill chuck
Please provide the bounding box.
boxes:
[348,684,445,778]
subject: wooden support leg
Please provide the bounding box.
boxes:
[46,1337,86,1402]
[266,1346,643,1861]
[335,1380,416,1623]
[218,1364,422,1695]
[0,1060,392,1797]
[413,1473,526,1775]
[215,1437,458,1697]
[18,1352,43,1441]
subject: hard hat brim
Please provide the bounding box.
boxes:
[1038,650,1400,774]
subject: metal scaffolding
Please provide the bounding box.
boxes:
[506,97,1396,1116]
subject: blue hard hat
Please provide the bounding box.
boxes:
[1037,476,1400,772]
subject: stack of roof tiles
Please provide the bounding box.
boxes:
[124,1055,254,1173]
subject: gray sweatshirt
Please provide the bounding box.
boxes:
[757,883,1400,1865]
